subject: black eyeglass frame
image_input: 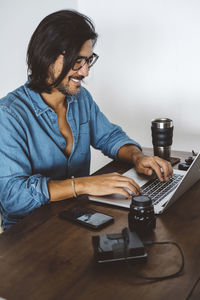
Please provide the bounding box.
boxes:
[72,53,99,71]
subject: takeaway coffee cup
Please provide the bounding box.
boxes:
[151,118,173,160]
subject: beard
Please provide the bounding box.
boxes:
[56,82,73,96]
[49,71,84,96]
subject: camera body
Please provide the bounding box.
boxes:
[128,195,156,235]
[92,228,147,263]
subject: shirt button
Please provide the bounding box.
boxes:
[62,143,65,147]
[52,120,56,124]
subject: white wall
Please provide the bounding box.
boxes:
[0,0,78,96]
[78,0,200,173]
[1,1,200,174]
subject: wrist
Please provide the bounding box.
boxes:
[71,176,78,198]
[72,177,87,196]
[131,150,144,166]
[118,144,144,165]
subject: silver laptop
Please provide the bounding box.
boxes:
[89,152,200,214]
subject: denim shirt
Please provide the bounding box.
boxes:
[0,83,141,229]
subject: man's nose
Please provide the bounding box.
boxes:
[77,62,89,77]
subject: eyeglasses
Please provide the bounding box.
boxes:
[72,53,99,71]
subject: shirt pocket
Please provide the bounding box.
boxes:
[78,122,90,154]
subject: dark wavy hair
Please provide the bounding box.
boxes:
[27,10,98,93]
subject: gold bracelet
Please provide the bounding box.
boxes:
[71,176,77,198]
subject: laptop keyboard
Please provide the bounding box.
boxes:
[141,174,184,205]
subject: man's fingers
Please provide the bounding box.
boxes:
[105,173,141,195]
[117,175,141,193]
[136,156,173,182]
[153,157,173,180]
[148,160,164,181]
[86,172,141,197]
[108,188,132,198]
[137,157,164,181]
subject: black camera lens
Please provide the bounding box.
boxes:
[128,195,156,235]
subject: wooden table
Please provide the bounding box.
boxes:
[0,149,200,300]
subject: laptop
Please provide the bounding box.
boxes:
[89,152,200,214]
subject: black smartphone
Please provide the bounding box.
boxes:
[59,207,114,230]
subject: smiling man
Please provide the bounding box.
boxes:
[0,10,172,229]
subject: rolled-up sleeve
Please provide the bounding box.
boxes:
[87,92,142,159]
[0,107,50,229]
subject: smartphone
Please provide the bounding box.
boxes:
[59,207,114,230]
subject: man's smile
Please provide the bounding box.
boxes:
[69,76,84,84]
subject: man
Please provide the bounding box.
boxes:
[0,10,172,229]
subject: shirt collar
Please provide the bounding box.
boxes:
[24,81,77,117]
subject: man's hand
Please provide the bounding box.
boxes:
[134,155,173,182]
[49,146,173,203]
[118,145,173,182]
[76,172,141,198]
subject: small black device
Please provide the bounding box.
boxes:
[59,207,114,230]
[128,195,156,235]
[178,157,193,171]
[92,227,147,263]
[178,151,198,171]
[178,162,190,171]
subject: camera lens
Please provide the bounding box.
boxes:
[128,195,156,235]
